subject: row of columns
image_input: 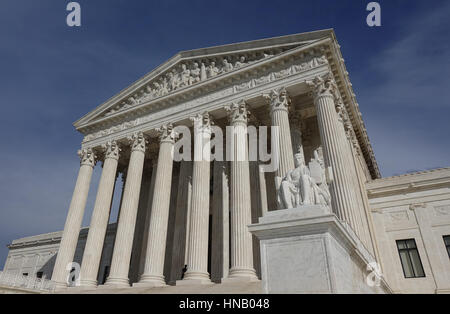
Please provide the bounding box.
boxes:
[52,107,258,288]
[307,73,369,238]
[52,72,368,288]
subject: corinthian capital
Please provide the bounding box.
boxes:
[190,112,212,134]
[157,123,178,143]
[78,148,96,167]
[128,132,147,152]
[103,140,121,161]
[307,73,339,101]
[263,87,290,113]
[225,100,249,125]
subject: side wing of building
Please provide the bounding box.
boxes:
[3,224,117,285]
[368,168,450,294]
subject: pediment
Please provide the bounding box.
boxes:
[74,30,335,130]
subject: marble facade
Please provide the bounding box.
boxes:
[3,30,450,294]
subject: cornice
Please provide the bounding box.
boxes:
[324,33,381,179]
[7,224,118,250]
[366,167,450,198]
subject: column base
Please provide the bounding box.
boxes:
[249,206,392,294]
[177,271,212,286]
[227,268,258,281]
[79,279,98,288]
[103,277,130,288]
[176,279,213,286]
[133,274,166,288]
[221,277,260,284]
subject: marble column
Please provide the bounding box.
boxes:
[263,87,295,188]
[137,124,177,287]
[181,113,212,284]
[105,132,146,287]
[80,141,120,287]
[225,101,257,280]
[51,148,96,288]
[343,117,373,251]
[307,74,359,226]
[351,139,379,257]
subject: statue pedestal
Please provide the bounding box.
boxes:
[249,206,392,294]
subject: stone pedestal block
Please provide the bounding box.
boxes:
[249,206,392,294]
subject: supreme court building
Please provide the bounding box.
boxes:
[3,30,450,294]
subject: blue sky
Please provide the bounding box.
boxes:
[0,0,449,269]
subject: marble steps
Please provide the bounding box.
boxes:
[58,281,262,294]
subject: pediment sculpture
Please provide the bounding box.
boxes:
[277,149,331,209]
[82,53,329,144]
[103,52,280,117]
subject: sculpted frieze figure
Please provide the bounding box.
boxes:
[128,96,138,106]
[189,62,201,85]
[222,59,234,73]
[160,78,169,96]
[234,56,246,69]
[151,82,162,98]
[180,64,191,87]
[168,70,179,91]
[102,50,328,118]
[200,63,207,81]
[207,61,220,78]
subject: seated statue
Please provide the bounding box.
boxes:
[277,150,331,209]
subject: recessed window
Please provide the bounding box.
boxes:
[396,239,425,278]
[36,272,43,279]
[22,273,28,277]
[444,235,450,258]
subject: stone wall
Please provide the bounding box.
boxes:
[368,168,450,294]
